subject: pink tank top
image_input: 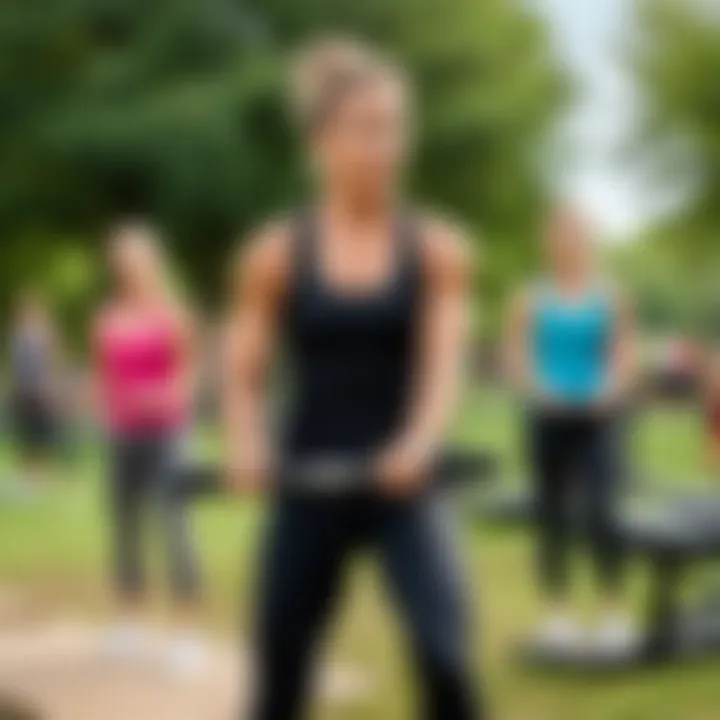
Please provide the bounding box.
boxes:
[95,306,188,435]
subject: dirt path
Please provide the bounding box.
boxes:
[0,609,371,719]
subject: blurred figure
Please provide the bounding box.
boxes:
[8,289,63,489]
[705,351,720,478]
[660,335,702,401]
[504,205,637,652]
[90,221,205,675]
[223,37,480,720]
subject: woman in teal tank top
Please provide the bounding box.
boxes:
[504,205,637,653]
[532,283,613,404]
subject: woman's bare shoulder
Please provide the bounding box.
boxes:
[92,302,118,330]
[415,211,477,284]
[233,217,295,288]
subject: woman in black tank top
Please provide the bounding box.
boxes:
[282,212,419,457]
[223,38,481,720]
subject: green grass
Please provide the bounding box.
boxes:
[0,388,716,720]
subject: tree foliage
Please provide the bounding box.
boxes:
[610,230,720,340]
[632,0,720,266]
[0,0,567,315]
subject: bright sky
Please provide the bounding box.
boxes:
[533,0,651,240]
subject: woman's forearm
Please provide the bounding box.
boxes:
[605,295,638,400]
[223,367,272,462]
[400,325,465,453]
[503,291,537,397]
[221,321,273,465]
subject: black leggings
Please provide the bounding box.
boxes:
[251,492,480,720]
[529,413,624,598]
[12,392,57,456]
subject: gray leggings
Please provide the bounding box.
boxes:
[109,432,201,602]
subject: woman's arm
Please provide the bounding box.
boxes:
[168,305,199,410]
[221,224,290,492]
[86,314,106,427]
[502,289,535,397]
[44,320,66,407]
[604,291,638,403]
[378,218,475,495]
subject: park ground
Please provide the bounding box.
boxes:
[0,387,717,720]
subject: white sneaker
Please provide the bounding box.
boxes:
[104,623,151,662]
[596,616,638,655]
[166,634,208,678]
[535,614,585,651]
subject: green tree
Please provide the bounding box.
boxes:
[610,229,719,340]
[0,0,567,315]
[632,0,720,268]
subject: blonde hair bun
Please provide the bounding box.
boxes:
[289,36,402,130]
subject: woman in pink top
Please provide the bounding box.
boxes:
[91,220,204,672]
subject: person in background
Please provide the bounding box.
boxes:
[705,351,720,478]
[8,289,63,489]
[504,205,637,653]
[90,221,205,675]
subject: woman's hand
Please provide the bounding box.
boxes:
[224,445,274,495]
[532,387,571,417]
[589,381,623,417]
[375,438,433,498]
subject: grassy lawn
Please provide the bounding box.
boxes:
[0,387,716,720]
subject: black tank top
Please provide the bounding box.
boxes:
[282,213,422,457]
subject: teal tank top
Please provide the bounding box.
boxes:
[531,284,614,404]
